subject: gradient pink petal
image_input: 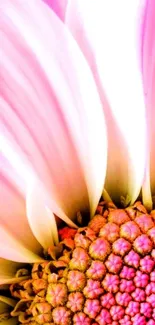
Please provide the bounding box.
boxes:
[66,0,147,204]
[0,153,42,262]
[0,0,107,221]
[140,0,155,206]
[43,0,68,21]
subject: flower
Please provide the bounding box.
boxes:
[0,0,155,324]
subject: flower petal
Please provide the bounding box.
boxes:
[43,0,68,21]
[1,0,107,218]
[140,0,155,208]
[0,152,43,262]
[66,0,147,205]
[26,179,77,250]
[0,224,44,263]
[0,258,27,285]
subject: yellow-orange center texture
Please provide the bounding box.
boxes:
[9,202,155,325]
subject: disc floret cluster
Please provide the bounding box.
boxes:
[10,201,155,325]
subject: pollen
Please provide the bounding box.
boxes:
[9,201,155,324]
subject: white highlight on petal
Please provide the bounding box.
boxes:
[0,134,32,191]
[26,178,78,249]
[26,179,60,250]
[0,150,42,257]
[0,258,24,285]
[66,0,147,204]
[140,0,155,209]
[0,0,107,220]
[0,225,43,263]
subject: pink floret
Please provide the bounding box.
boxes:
[96,308,112,325]
[134,270,149,287]
[119,315,132,325]
[86,261,106,280]
[52,307,71,325]
[134,234,153,254]
[110,305,125,320]
[99,223,120,243]
[89,238,110,260]
[115,292,132,306]
[140,302,152,318]
[140,256,155,273]
[120,279,135,293]
[124,250,140,268]
[84,280,103,298]
[73,312,91,325]
[102,274,119,293]
[120,221,140,241]
[125,301,140,317]
[147,320,155,325]
[131,314,146,325]
[135,214,154,232]
[120,266,136,279]
[112,238,131,256]
[151,249,155,258]
[67,292,84,312]
[131,288,146,302]
[105,254,122,274]
[84,299,101,318]
[145,282,155,295]
[150,271,155,282]
[100,293,116,308]
[146,294,155,308]
[148,227,155,244]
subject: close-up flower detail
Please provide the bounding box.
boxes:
[0,0,155,324]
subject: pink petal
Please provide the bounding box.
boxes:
[26,179,77,250]
[0,258,26,285]
[1,0,107,219]
[66,0,147,205]
[43,0,68,21]
[140,0,155,208]
[0,153,43,262]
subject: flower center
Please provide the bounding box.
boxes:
[9,201,155,325]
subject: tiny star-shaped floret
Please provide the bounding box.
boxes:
[99,223,120,243]
[89,238,111,261]
[83,279,103,298]
[86,260,106,280]
[67,271,86,291]
[69,247,90,271]
[66,292,84,312]
[52,306,71,325]
[46,283,67,307]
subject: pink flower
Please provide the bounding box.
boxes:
[0,1,155,324]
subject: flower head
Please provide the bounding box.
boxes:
[0,0,155,324]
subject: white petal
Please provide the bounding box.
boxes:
[0,0,107,219]
[0,153,42,260]
[0,258,27,285]
[140,0,155,208]
[0,225,44,263]
[26,179,67,250]
[66,0,147,204]
[43,0,68,21]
